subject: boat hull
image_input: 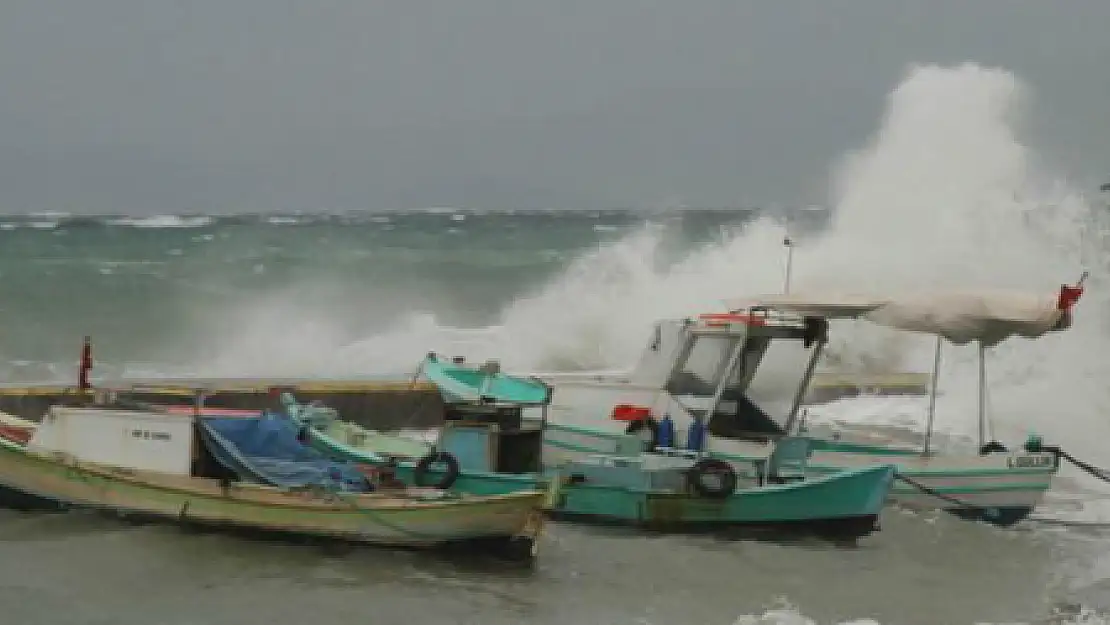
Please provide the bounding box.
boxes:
[422,358,551,405]
[544,423,1054,527]
[306,426,538,496]
[0,438,544,555]
[805,445,1051,527]
[546,463,892,539]
[306,426,893,539]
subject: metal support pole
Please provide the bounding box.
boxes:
[923,336,942,455]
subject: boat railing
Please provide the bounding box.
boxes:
[690,307,812,334]
[650,446,703,460]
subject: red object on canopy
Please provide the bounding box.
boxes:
[697,312,766,327]
[1057,284,1084,311]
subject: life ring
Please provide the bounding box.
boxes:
[687,458,737,499]
[979,440,1008,455]
[625,417,659,451]
[414,451,461,490]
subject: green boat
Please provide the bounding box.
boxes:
[288,355,896,539]
[285,398,432,462]
[418,353,551,405]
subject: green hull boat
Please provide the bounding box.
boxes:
[420,354,551,405]
[283,364,895,539]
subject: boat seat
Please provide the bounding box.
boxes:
[759,436,812,483]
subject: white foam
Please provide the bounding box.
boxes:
[724,605,1109,625]
[106,215,214,228]
[265,216,302,226]
[731,607,881,625]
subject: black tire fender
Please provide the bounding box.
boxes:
[687,458,737,499]
[979,440,1008,455]
[414,450,461,490]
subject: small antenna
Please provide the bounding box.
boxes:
[782,236,794,294]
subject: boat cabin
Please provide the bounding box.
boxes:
[548,309,829,448]
[24,403,283,487]
[437,400,545,475]
[28,405,199,475]
[25,400,379,496]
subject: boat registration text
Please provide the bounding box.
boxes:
[1006,454,1054,469]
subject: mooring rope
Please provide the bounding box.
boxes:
[1056,450,1110,483]
[895,448,1110,517]
[894,473,977,510]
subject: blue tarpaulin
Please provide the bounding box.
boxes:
[197,414,374,492]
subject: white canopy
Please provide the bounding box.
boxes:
[729,291,1073,347]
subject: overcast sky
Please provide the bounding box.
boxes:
[0,1,1106,214]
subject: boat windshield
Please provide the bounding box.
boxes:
[665,335,742,399]
[743,338,817,426]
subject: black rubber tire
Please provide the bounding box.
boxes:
[414,451,461,490]
[624,417,659,451]
[687,458,737,499]
[979,440,1008,455]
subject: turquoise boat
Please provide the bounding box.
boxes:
[419,354,551,405]
[287,358,896,539]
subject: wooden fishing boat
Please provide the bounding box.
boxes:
[0,403,545,559]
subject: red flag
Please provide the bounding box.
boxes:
[1057,283,1085,311]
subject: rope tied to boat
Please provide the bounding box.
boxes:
[1056,450,1110,483]
[330,488,443,541]
[894,447,1110,517]
[1017,438,1110,484]
[893,472,978,510]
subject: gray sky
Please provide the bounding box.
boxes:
[1,1,1107,214]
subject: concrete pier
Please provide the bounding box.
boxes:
[0,372,929,428]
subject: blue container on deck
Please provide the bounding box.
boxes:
[657,415,675,448]
[687,418,706,452]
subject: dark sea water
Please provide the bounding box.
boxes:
[0,505,1101,625]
